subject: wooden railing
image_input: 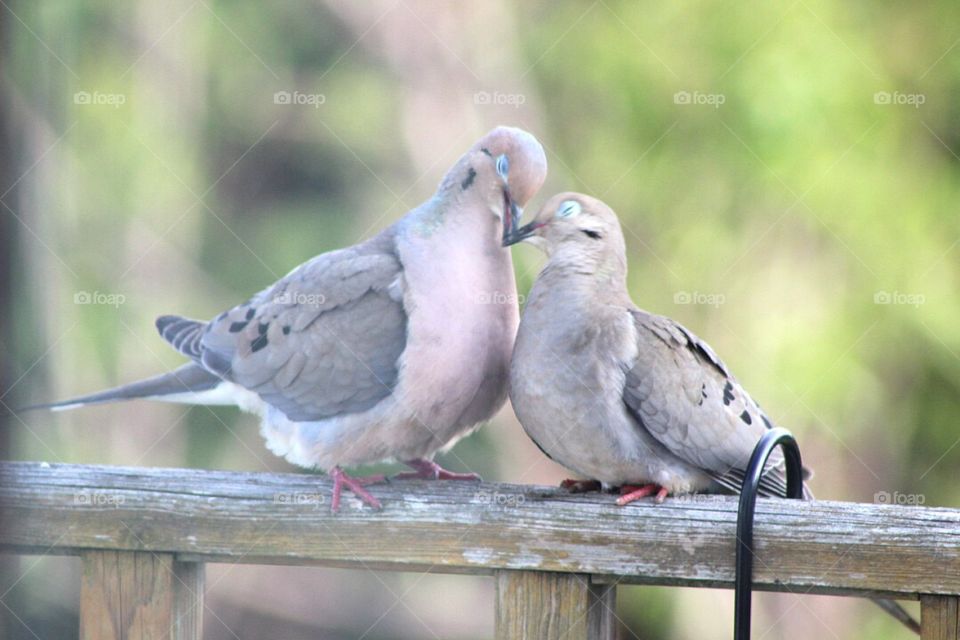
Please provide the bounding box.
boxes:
[1,461,958,639]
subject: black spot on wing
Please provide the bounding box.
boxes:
[722,381,735,406]
[250,333,269,353]
[257,322,269,335]
[245,308,255,320]
[699,383,707,406]
[480,147,492,157]
[461,167,476,190]
[581,229,602,239]
[282,325,291,335]
[761,414,774,430]
[229,320,249,333]
[740,410,752,425]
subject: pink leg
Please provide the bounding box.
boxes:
[330,467,386,512]
[616,483,669,506]
[560,479,602,493]
[394,458,481,481]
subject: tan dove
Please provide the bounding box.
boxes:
[504,192,807,503]
[503,192,920,634]
[28,126,547,511]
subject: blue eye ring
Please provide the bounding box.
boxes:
[557,200,581,218]
[496,154,509,179]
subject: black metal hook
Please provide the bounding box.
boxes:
[734,427,805,640]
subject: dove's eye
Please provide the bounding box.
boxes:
[557,200,581,218]
[496,154,509,179]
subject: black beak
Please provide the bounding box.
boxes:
[502,198,538,247]
[501,186,524,247]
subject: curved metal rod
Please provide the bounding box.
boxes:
[734,427,805,640]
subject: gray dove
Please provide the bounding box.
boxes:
[503,192,920,634]
[29,126,547,511]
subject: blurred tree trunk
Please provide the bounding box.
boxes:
[0,4,18,634]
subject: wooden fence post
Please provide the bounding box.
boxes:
[80,551,203,640]
[495,570,616,640]
[922,595,960,640]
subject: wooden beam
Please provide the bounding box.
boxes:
[3,462,959,599]
[495,571,615,640]
[922,595,960,640]
[80,551,173,640]
[172,561,203,640]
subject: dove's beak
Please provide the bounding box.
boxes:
[502,206,541,247]
[501,186,524,247]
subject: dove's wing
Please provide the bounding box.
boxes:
[622,310,803,498]
[160,235,408,422]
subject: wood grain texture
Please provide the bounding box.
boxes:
[495,571,615,640]
[171,561,203,640]
[922,596,960,640]
[80,551,173,640]
[3,462,959,599]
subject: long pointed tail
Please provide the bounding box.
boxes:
[872,598,921,635]
[17,363,223,412]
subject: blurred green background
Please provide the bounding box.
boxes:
[1,1,958,638]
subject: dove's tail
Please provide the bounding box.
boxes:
[17,363,226,412]
[871,598,921,635]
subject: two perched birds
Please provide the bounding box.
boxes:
[34,126,801,509]
[28,125,920,634]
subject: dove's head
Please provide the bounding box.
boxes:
[447,126,547,241]
[502,192,627,273]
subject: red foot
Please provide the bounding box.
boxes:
[616,483,669,506]
[560,479,602,493]
[330,467,385,512]
[394,458,482,481]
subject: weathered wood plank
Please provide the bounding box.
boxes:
[922,595,960,640]
[495,571,615,640]
[587,582,617,640]
[3,462,959,599]
[80,550,174,640]
[171,561,203,640]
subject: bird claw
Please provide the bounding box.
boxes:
[560,479,602,493]
[330,467,385,512]
[616,483,669,506]
[394,458,481,481]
